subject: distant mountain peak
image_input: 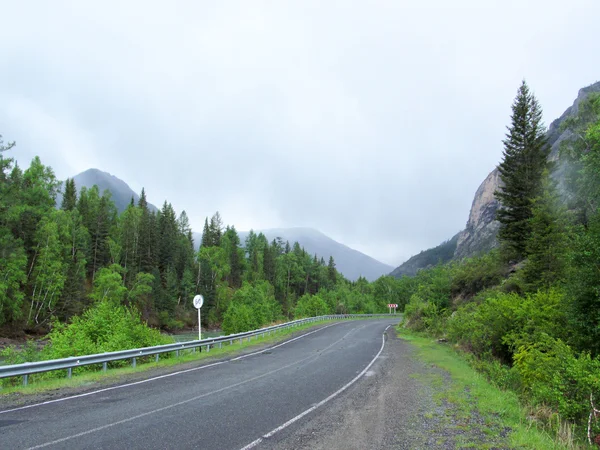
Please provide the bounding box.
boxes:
[59,168,158,213]
[239,227,393,281]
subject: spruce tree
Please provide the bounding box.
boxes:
[61,178,77,211]
[495,80,550,259]
[327,256,337,286]
[522,170,567,291]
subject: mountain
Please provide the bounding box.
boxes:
[391,80,600,276]
[454,80,600,259]
[194,227,393,282]
[57,168,158,213]
[390,233,460,277]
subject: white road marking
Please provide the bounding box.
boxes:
[239,324,390,450]
[20,322,364,449]
[0,322,341,415]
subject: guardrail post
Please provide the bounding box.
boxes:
[67,367,72,379]
[132,357,136,368]
[103,362,107,372]
[23,374,28,386]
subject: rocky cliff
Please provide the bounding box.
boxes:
[453,80,600,260]
[391,80,600,277]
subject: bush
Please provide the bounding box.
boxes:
[446,289,568,362]
[403,294,447,335]
[221,281,282,334]
[45,300,172,360]
[451,251,507,300]
[294,293,331,318]
[513,333,600,422]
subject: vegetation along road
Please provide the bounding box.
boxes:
[1,319,401,450]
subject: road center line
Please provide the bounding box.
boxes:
[239,324,390,450]
[1,322,343,415]
[22,322,363,449]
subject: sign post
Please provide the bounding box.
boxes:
[193,294,204,340]
[387,303,398,314]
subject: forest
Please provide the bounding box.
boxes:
[0,141,403,344]
[399,83,600,443]
[2,81,599,443]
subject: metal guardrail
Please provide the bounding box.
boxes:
[0,314,397,386]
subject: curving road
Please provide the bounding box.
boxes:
[0,319,399,450]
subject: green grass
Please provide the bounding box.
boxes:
[397,327,562,450]
[0,320,333,397]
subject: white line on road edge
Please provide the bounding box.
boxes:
[239,324,391,450]
[0,322,342,415]
[22,323,363,450]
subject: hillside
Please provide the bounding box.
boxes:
[57,169,158,213]
[390,233,460,278]
[391,80,600,276]
[194,227,393,282]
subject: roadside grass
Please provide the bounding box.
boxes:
[0,320,334,398]
[398,328,562,450]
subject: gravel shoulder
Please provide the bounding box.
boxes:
[259,327,512,450]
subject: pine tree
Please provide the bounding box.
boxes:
[200,218,211,248]
[327,256,337,286]
[495,81,550,259]
[61,178,77,211]
[522,170,567,291]
[138,188,148,210]
[208,212,223,246]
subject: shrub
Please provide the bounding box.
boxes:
[513,333,600,422]
[403,294,447,335]
[294,293,330,318]
[221,281,282,334]
[447,289,568,362]
[451,251,507,300]
[45,300,172,360]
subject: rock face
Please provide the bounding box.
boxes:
[453,80,600,260]
[454,169,501,259]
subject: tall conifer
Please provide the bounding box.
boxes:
[495,81,550,259]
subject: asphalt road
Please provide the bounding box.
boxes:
[0,319,399,450]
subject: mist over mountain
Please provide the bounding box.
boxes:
[58,170,391,282]
[194,227,393,282]
[57,168,158,213]
[390,233,460,278]
[391,80,600,277]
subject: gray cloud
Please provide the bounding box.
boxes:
[1,0,599,265]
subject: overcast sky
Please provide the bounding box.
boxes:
[1,1,599,266]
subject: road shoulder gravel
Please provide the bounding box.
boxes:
[259,327,512,450]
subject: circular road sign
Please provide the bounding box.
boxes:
[193,294,204,309]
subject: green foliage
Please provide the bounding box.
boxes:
[513,334,600,421]
[565,215,600,355]
[522,171,568,291]
[495,81,550,260]
[294,293,330,318]
[403,294,446,335]
[451,251,506,300]
[0,229,27,326]
[0,340,41,365]
[221,281,282,334]
[89,264,127,304]
[447,289,568,362]
[45,300,171,360]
